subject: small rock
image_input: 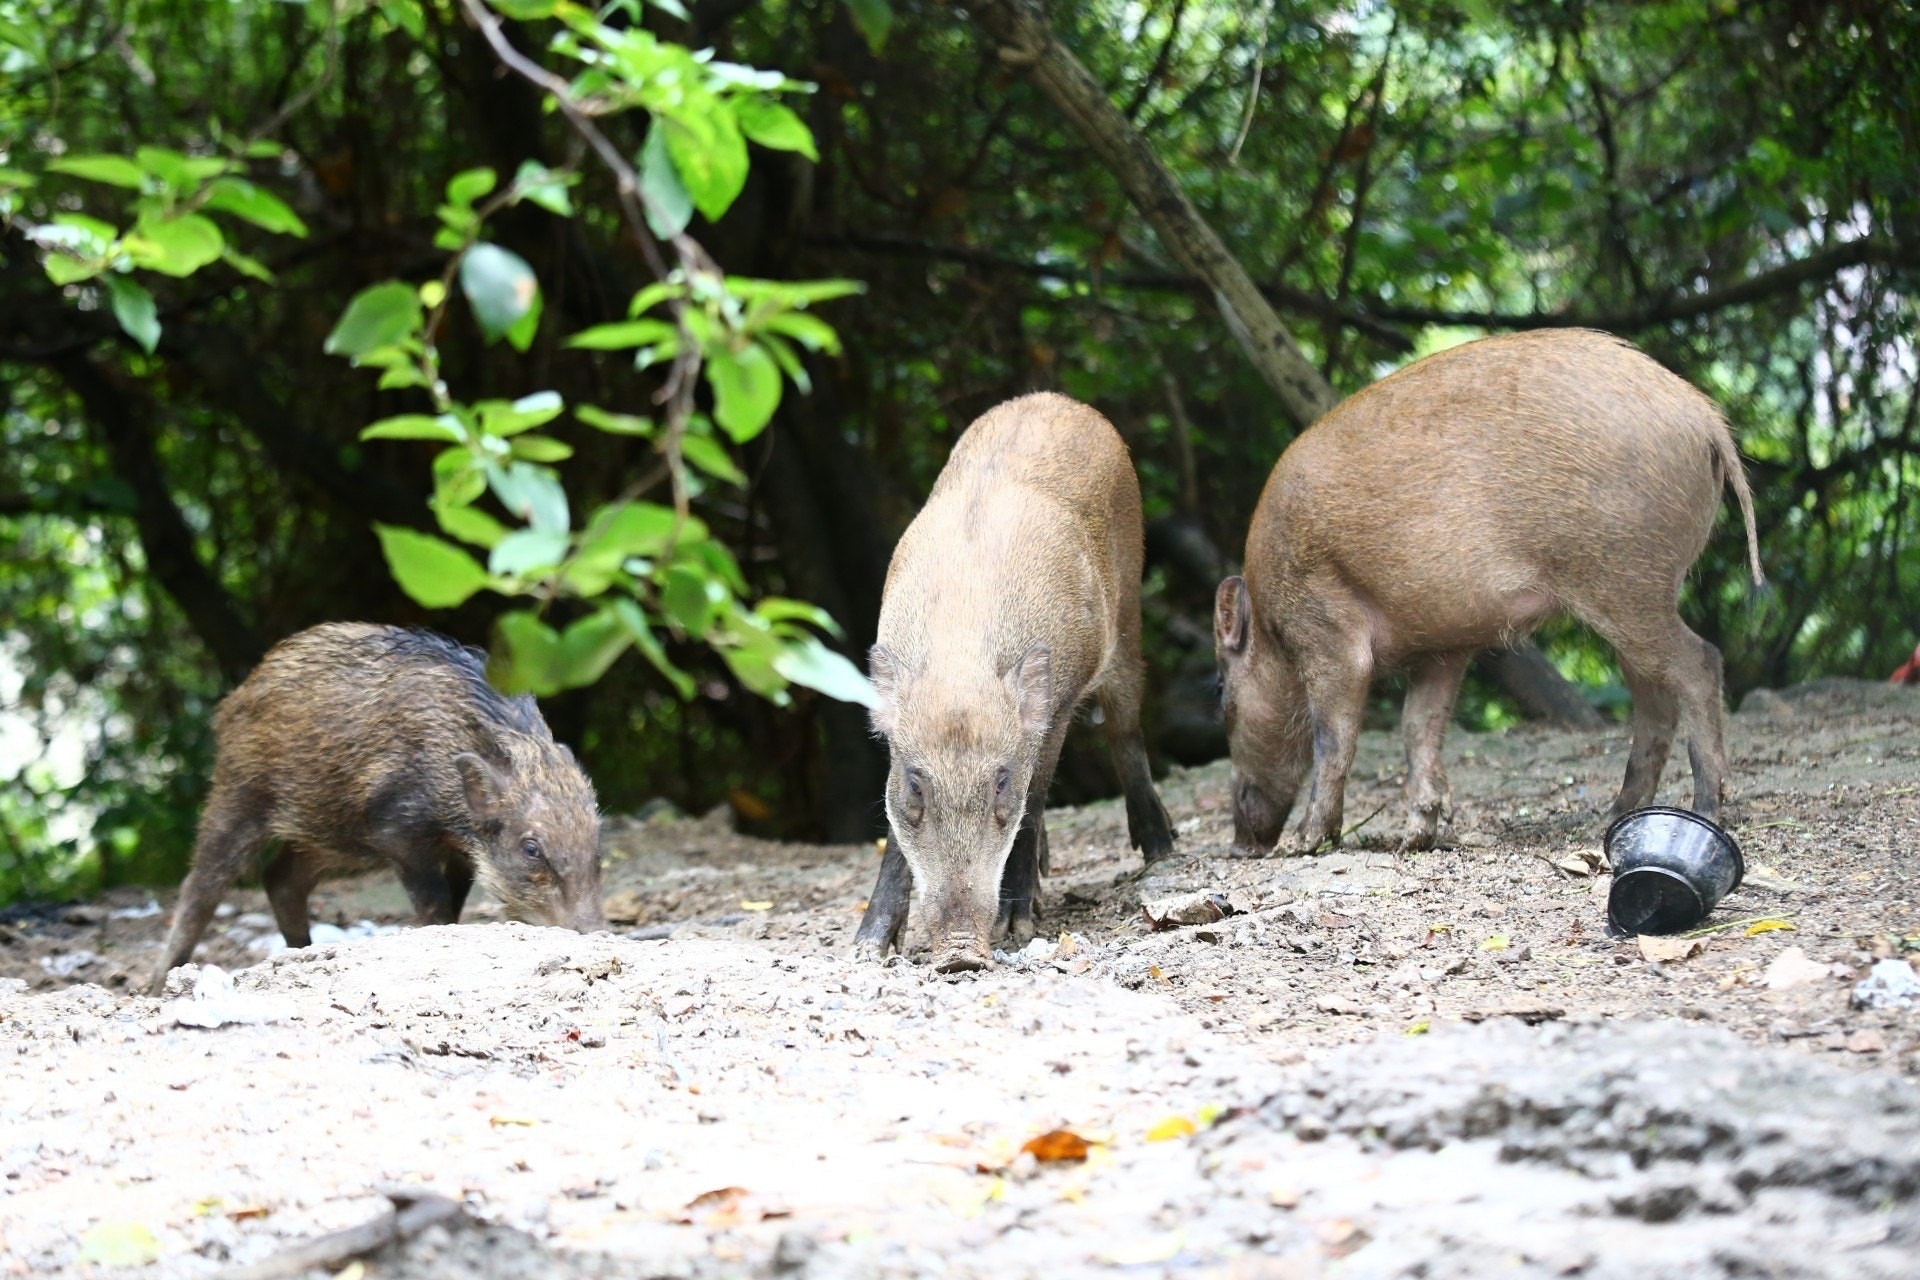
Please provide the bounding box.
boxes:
[1764,946,1832,991]
[1315,996,1365,1017]
[1845,1028,1886,1054]
[1852,958,1920,1010]
[39,950,99,978]
[1457,831,1497,849]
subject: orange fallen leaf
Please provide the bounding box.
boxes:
[1020,1129,1091,1163]
[226,1205,271,1221]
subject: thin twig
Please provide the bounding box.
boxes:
[1225,0,1272,165]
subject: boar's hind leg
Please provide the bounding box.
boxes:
[1675,630,1730,821]
[1616,624,1729,821]
[151,790,271,993]
[1098,684,1175,863]
[261,842,322,948]
[1400,652,1471,851]
[854,840,913,961]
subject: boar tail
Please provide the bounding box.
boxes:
[1712,424,1765,588]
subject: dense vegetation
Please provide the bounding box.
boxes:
[2,0,1914,902]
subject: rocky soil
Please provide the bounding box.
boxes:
[2,677,1916,1278]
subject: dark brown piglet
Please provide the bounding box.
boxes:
[150,623,605,992]
[1216,329,1763,856]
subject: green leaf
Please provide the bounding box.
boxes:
[845,0,892,53]
[761,310,841,352]
[612,597,695,698]
[223,248,275,282]
[721,640,791,703]
[664,111,749,223]
[706,343,782,441]
[489,0,559,17]
[477,391,564,436]
[489,528,570,577]
[445,166,497,209]
[585,501,689,560]
[104,276,160,354]
[680,432,745,484]
[433,498,509,548]
[509,434,573,462]
[433,448,488,507]
[504,284,543,353]
[558,607,634,687]
[638,120,695,239]
[724,276,865,305]
[373,524,492,608]
[459,242,540,343]
[755,596,843,637]
[733,99,818,161]
[47,155,147,189]
[76,1222,161,1267]
[325,282,423,360]
[575,404,654,437]
[489,610,564,696]
[627,280,684,317]
[774,635,878,706]
[135,146,228,192]
[361,414,464,443]
[201,177,308,236]
[489,461,570,533]
[660,563,724,634]
[125,213,224,277]
[512,159,575,216]
[566,318,676,350]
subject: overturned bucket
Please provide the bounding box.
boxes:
[1603,807,1744,936]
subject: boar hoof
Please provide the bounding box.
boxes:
[1223,842,1276,860]
[852,938,894,965]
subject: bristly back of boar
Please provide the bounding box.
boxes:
[151,622,604,992]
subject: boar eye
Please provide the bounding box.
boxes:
[520,837,543,860]
[994,766,1011,799]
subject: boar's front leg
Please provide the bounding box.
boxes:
[1288,641,1374,854]
[1399,652,1471,851]
[854,837,913,962]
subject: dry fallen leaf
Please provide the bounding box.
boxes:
[1102,1230,1184,1265]
[674,1186,791,1227]
[335,1264,367,1280]
[1746,919,1795,936]
[1404,1020,1431,1036]
[1764,945,1832,990]
[1145,1115,1197,1143]
[1317,1218,1371,1257]
[1480,934,1510,952]
[1638,934,1705,963]
[1556,850,1602,876]
[740,900,774,912]
[1020,1129,1092,1163]
[1845,1028,1886,1054]
[76,1222,160,1267]
[227,1204,271,1221]
[1268,1186,1300,1209]
[489,1114,538,1127]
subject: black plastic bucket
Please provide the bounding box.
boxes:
[1603,806,1744,936]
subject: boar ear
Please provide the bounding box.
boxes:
[453,752,508,823]
[867,645,903,738]
[1215,576,1252,655]
[1006,644,1052,736]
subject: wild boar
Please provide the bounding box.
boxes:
[854,393,1176,971]
[1214,329,1763,855]
[150,623,605,992]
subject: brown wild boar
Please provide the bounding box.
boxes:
[1214,329,1763,855]
[150,623,605,993]
[854,393,1176,971]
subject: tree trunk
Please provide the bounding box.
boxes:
[1474,641,1607,731]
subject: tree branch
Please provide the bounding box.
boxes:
[951,0,1338,428]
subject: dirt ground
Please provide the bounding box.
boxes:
[2,677,1916,1277]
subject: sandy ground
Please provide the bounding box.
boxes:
[2,677,1916,1277]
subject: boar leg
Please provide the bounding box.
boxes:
[1400,652,1471,851]
[151,789,271,993]
[1674,630,1730,821]
[997,722,1068,945]
[444,855,476,921]
[854,838,913,961]
[1609,658,1680,818]
[1290,648,1374,853]
[261,842,321,948]
[1098,686,1175,862]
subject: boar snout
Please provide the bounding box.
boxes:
[933,935,994,973]
[1231,768,1287,855]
